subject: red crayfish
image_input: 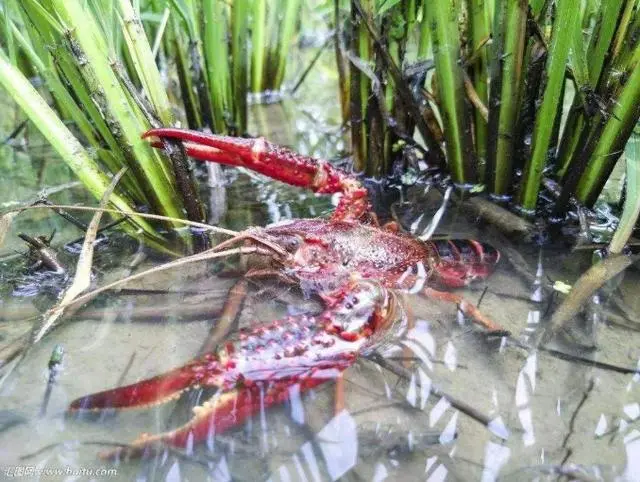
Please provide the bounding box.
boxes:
[69,129,507,460]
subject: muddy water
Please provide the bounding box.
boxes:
[1,66,640,482]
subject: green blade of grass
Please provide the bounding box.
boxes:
[231,0,249,133]
[485,0,527,195]
[0,51,159,241]
[427,0,476,184]
[251,0,267,93]
[168,16,202,128]
[350,0,372,173]
[17,0,148,200]
[203,0,230,132]
[556,0,627,176]
[519,0,577,210]
[609,133,640,254]
[118,0,173,124]
[466,0,490,173]
[273,0,301,89]
[52,0,183,221]
[575,55,640,205]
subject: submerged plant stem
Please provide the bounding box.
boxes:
[486,0,527,196]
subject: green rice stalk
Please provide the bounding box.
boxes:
[485,0,527,195]
[0,52,160,242]
[574,55,640,205]
[427,0,476,184]
[609,4,640,73]
[168,16,203,127]
[380,5,410,175]
[334,0,350,121]
[273,0,302,89]
[466,0,490,172]
[6,20,99,152]
[118,0,173,125]
[568,10,592,115]
[417,2,431,59]
[251,0,267,93]
[608,0,638,62]
[529,0,547,19]
[151,7,171,58]
[16,1,148,200]
[350,0,372,173]
[263,0,281,89]
[609,135,640,254]
[203,0,231,132]
[2,2,17,65]
[518,0,577,210]
[168,0,215,129]
[52,0,183,221]
[231,0,249,134]
[556,0,627,176]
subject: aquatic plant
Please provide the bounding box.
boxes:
[339,0,640,247]
[0,0,303,248]
[0,0,200,252]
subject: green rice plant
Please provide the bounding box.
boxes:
[0,0,203,250]
[342,0,446,176]
[609,130,640,254]
[518,0,577,210]
[335,0,640,249]
[163,0,303,135]
[0,51,167,249]
[485,0,527,196]
[427,0,476,185]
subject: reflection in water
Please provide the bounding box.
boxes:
[516,354,537,447]
[481,442,511,482]
[268,410,357,482]
[624,430,640,480]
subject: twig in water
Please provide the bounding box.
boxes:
[560,379,595,465]
[368,352,504,436]
[116,352,137,388]
[198,278,248,355]
[18,232,65,273]
[537,255,638,346]
[3,203,239,237]
[32,168,128,343]
[351,0,446,169]
[1,120,28,145]
[291,34,334,95]
[33,199,89,231]
[65,217,128,247]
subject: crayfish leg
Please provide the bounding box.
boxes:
[199,279,249,355]
[422,287,509,336]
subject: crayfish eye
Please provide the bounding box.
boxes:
[343,295,359,311]
[283,236,301,252]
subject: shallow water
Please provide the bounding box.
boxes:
[1,56,640,482]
